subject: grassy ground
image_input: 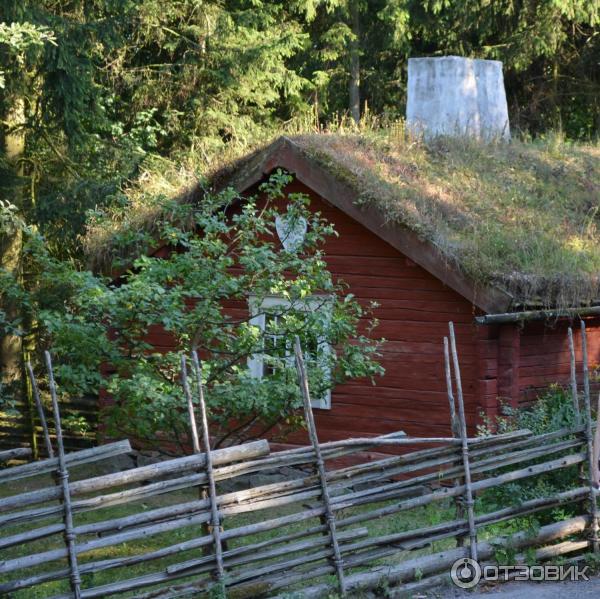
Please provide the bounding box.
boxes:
[0,460,462,598]
[0,455,580,598]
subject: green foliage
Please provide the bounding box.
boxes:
[478,386,580,528]
[582,550,600,574]
[478,384,578,436]
[207,581,228,599]
[406,0,599,138]
[0,21,55,88]
[291,0,600,138]
[1,172,383,448]
[0,0,598,449]
[1,0,598,264]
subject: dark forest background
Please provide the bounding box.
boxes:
[2,1,598,259]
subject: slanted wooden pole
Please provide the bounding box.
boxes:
[594,390,600,509]
[568,328,581,423]
[44,351,81,599]
[181,355,201,455]
[25,361,54,459]
[180,352,207,549]
[294,336,346,596]
[581,321,600,552]
[181,353,225,585]
[448,322,478,562]
[181,352,210,563]
[443,337,458,437]
[444,336,464,548]
[570,327,588,503]
[190,351,226,584]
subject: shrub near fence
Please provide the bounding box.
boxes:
[0,322,598,598]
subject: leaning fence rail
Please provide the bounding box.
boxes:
[45,351,82,598]
[294,335,346,596]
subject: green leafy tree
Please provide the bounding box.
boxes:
[2,173,383,450]
[105,0,313,156]
[1,0,599,452]
[0,0,314,434]
[295,0,599,136]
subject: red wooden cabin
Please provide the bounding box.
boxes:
[122,136,600,443]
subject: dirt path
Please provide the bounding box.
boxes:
[442,577,600,598]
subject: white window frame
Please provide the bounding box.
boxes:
[248,295,332,409]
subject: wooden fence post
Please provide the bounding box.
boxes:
[294,336,346,597]
[448,322,478,562]
[181,353,225,586]
[181,353,212,564]
[580,321,600,552]
[181,355,201,455]
[569,326,589,519]
[444,336,465,548]
[443,337,459,436]
[44,351,82,599]
[567,328,581,423]
[26,361,54,459]
[191,351,226,583]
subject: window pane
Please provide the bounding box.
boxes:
[263,313,287,377]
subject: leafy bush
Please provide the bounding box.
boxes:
[478,384,578,437]
[2,172,384,451]
[477,386,580,526]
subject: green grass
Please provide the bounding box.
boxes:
[0,462,464,598]
[85,125,600,309]
[291,130,600,309]
[0,453,579,598]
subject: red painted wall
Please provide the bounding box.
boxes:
[122,175,600,449]
[518,320,600,405]
[259,180,482,444]
[471,319,600,425]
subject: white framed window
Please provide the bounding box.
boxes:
[248,295,332,409]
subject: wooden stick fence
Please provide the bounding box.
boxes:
[449,321,478,561]
[0,446,31,463]
[444,326,465,551]
[46,351,82,599]
[180,353,212,577]
[294,335,346,596]
[1,326,599,598]
[189,351,225,583]
[6,430,572,578]
[579,321,600,551]
[0,423,589,598]
[285,515,592,599]
[27,359,55,458]
[568,327,581,422]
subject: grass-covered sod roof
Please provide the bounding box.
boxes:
[86,130,600,310]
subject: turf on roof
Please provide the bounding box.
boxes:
[86,131,600,310]
[288,133,600,310]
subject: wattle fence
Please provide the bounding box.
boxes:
[0,322,598,598]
